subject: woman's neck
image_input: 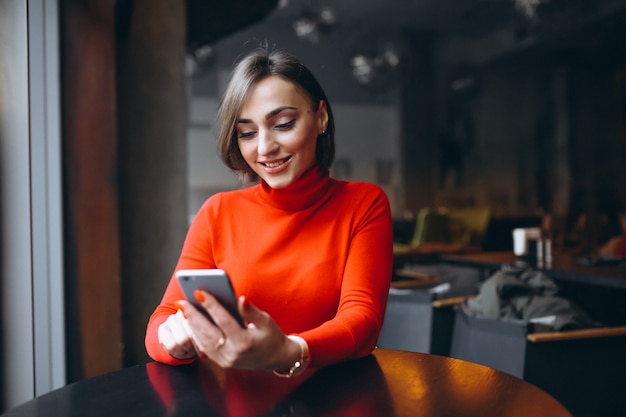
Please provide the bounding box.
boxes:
[258,167,333,211]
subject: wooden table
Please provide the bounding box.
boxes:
[1,349,571,417]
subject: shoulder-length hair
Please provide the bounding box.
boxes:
[216,47,335,183]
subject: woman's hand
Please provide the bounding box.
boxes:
[157,309,197,360]
[178,291,302,372]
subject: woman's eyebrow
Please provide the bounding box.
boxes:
[265,106,297,120]
[237,106,297,124]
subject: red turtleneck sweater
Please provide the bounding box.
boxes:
[145,168,393,368]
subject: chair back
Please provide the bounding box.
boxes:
[411,208,451,246]
[444,207,491,247]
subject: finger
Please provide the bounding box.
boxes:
[178,296,229,357]
[160,329,192,359]
[177,299,202,321]
[177,311,213,357]
[194,290,242,332]
[158,315,195,359]
[169,312,196,351]
[238,296,269,327]
[175,309,196,339]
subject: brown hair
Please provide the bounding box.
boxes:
[217,47,335,182]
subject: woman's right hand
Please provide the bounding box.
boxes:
[157,309,197,360]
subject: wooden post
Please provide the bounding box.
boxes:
[61,0,124,380]
[116,0,188,366]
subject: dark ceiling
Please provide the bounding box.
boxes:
[268,0,521,36]
[184,0,626,60]
[264,0,626,45]
[186,0,279,49]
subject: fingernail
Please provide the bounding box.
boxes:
[240,296,249,308]
[175,301,187,318]
[199,353,207,359]
[194,289,205,302]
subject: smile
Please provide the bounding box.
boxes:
[260,156,292,168]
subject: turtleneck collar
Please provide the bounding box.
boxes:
[256,167,334,211]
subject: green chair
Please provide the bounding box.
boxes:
[393,208,450,255]
[443,207,492,248]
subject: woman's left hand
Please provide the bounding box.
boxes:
[177,291,299,371]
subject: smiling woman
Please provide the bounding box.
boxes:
[235,77,327,189]
[217,48,335,184]
[145,46,393,378]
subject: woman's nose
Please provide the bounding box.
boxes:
[257,130,278,156]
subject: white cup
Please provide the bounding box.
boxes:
[512,227,541,256]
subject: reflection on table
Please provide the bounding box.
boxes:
[1,349,571,417]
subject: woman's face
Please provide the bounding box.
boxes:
[236,76,328,189]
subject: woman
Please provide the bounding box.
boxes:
[145,47,393,377]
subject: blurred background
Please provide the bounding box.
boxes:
[1,0,625,412]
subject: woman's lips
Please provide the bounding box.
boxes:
[259,156,292,172]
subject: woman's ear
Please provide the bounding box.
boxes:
[318,100,329,134]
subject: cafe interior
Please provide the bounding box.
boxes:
[1,0,626,416]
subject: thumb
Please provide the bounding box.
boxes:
[238,296,267,327]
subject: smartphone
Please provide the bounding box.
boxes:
[176,269,245,328]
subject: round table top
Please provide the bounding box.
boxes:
[1,349,571,417]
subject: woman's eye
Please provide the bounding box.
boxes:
[275,120,295,130]
[238,131,256,139]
